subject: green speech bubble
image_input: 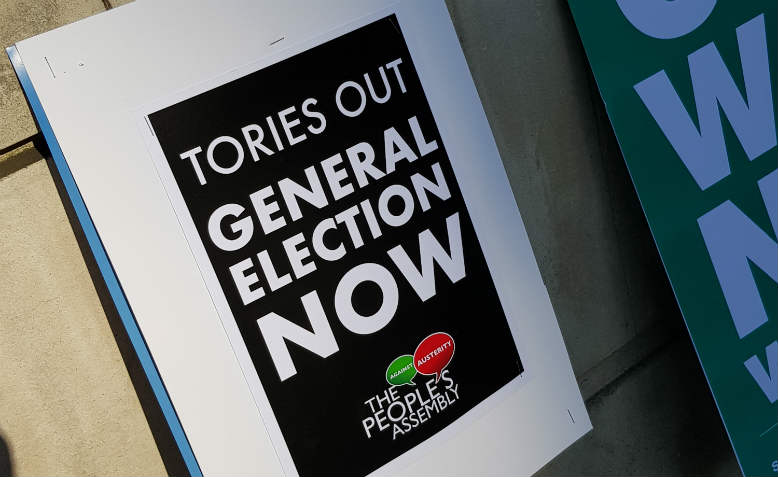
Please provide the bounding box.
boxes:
[386,354,416,386]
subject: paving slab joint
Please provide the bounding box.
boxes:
[0,135,47,180]
[578,321,681,402]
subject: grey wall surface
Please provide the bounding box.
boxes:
[446,0,678,377]
[445,1,739,474]
[0,0,739,475]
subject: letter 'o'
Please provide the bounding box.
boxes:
[615,0,716,39]
[335,81,367,118]
[334,262,398,334]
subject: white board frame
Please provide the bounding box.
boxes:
[12,1,591,474]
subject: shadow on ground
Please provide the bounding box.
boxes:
[0,432,12,477]
[537,335,740,476]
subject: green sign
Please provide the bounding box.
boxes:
[567,1,777,475]
[386,354,417,387]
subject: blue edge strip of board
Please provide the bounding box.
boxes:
[6,45,203,477]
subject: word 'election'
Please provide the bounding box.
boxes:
[173,57,471,382]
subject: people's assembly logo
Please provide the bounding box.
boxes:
[362,333,460,440]
[386,332,455,386]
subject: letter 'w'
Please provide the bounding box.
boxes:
[388,212,466,301]
[634,14,776,190]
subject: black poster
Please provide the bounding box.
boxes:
[148,15,523,476]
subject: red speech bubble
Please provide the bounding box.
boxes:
[413,332,455,383]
